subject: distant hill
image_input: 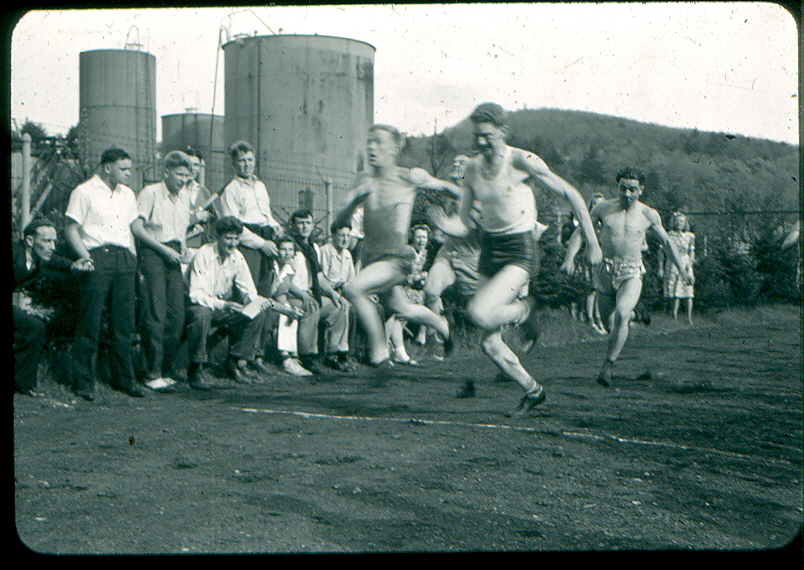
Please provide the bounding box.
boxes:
[399,108,800,241]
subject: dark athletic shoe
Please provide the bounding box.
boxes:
[504,386,546,417]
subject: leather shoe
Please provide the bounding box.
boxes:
[228,358,256,384]
[75,390,95,402]
[188,366,213,390]
[121,384,147,398]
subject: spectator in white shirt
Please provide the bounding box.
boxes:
[64,147,146,401]
[185,216,297,389]
[217,140,282,297]
[130,150,195,392]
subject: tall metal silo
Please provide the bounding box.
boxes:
[78,48,158,191]
[223,34,375,224]
[161,113,226,194]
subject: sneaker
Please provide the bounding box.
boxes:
[283,358,314,377]
[504,386,546,417]
[145,378,175,391]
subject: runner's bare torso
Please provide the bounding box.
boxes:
[462,145,538,235]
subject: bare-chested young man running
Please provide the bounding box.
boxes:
[336,124,461,370]
[564,166,693,387]
[451,103,602,416]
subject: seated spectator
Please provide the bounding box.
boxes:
[13,218,93,396]
[318,221,357,294]
[287,209,352,373]
[406,224,432,345]
[185,216,297,389]
[319,220,359,365]
[267,236,312,376]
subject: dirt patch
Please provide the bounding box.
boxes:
[14,306,803,554]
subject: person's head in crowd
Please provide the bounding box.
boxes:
[590,192,606,210]
[330,220,353,253]
[184,147,204,182]
[450,154,470,181]
[671,211,691,232]
[410,224,430,252]
[23,217,58,262]
[276,236,297,266]
[162,150,194,194]
[229,140,255,179]
[215,216,244,255]
[99,147,132,188]
[290,208,316,240]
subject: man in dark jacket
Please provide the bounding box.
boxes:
[13,218,93,396]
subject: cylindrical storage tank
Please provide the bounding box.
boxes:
[223,34,375,224]
[161,113,226,194]
[78,49,158,191]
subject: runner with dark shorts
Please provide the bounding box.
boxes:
[450,103,602,416]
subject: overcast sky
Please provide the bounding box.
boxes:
[10,3,800,145]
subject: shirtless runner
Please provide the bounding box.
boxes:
[448,103,602,416]
[564,166,693,387]
[336,124,462,370]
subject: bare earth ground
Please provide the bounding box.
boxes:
[13,305,803,555]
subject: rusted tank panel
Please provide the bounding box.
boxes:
[223,35,375,221]
[78,49,157,191]
[161,113,226,194]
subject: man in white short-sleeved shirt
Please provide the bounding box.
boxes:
[217,140,282,297]
[64,147,145,401]
[130,150,195,392]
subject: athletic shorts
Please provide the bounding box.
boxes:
[434,246,482,296]
[478,231,538,278]
[361,246,417,276]
[593,257,645,296]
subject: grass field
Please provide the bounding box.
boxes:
[14,304,803,555]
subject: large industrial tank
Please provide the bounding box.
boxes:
[78,48,158,191]
[161,113,226,194]
[223,34,375,222]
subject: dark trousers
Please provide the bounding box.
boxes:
[294,297,350,357]
[138,245,186,379]
[13,306,46,391]
[185,304,267,364]
[72,246,138,394]
[240,224,275,297]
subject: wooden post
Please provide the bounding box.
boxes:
[20,133,32,230]
[325,179,333,236]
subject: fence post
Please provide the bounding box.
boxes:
[20,133,32,230]
[325,179,333,236]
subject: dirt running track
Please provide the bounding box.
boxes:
[14,306,803,555]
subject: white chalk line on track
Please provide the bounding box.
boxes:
[235,407,799,466]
